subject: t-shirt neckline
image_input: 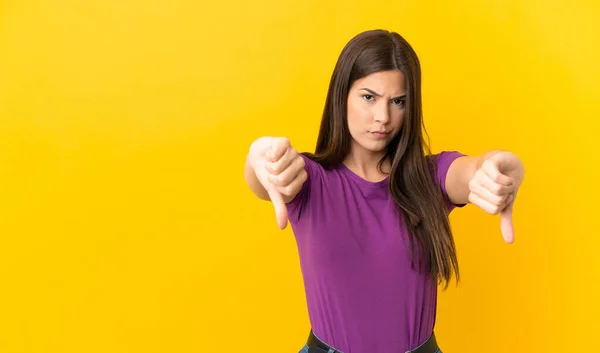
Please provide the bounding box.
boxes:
[337,162,389,188]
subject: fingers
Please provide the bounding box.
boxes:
[275,168,307,197]
[470,159,520,244]
[468,160,516,214]
[477,170,513,195]
[482,160,513,186]
[265,183,289,230]
[268,152,305,186]
[500,204,515,244]
[469,178,513,212]
[266,153,305,228]
[252,136,302,230]
[267,138,291,162]
[267,146,297,175]
[469,178,506,208]
[468,192,507,215]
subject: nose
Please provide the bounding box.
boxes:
[374,103,390,124]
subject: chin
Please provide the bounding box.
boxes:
[362,142,389,153]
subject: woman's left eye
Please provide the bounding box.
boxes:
[392,98,405,107]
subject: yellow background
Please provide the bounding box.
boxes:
[1,0,599,352]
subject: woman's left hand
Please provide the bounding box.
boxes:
[468,151,525,244]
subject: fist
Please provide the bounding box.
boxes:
[250,137,307,229]
[467,152,525,244]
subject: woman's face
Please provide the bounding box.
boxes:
[346,70,406,155]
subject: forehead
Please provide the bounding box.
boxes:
[351,70,406,94]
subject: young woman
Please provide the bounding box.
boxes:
[244,29,525,353]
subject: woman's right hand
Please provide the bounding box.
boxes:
[247,137,307,229]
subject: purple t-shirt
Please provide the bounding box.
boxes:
[286,151,465,353]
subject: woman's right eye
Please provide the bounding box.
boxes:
[362,94,374,101]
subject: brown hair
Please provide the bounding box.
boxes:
[304,29,459,287]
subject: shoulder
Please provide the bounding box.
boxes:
[430,151,467,170]
[429,151,467,181]
[295,152,337,186]
[298,153,324,173]
[286,153,334,221]
[429,150,468,209]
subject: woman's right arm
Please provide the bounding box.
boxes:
[244,137,308,229]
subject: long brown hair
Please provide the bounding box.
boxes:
[304,29,459,287]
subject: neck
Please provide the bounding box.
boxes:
[342,146,391,182]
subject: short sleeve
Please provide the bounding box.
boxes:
[286,154,323,223]
[433,151,467,212]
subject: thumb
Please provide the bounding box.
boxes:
[500,203,514,244]
[266,184,288,230]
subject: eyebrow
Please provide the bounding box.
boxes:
[360,88,406,100]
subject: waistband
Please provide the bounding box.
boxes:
[305,329,439,353]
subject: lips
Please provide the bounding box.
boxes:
[370,131,390,138]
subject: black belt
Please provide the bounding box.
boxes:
[306,330,439,353]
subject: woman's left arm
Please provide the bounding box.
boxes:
[445,150,526,243]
